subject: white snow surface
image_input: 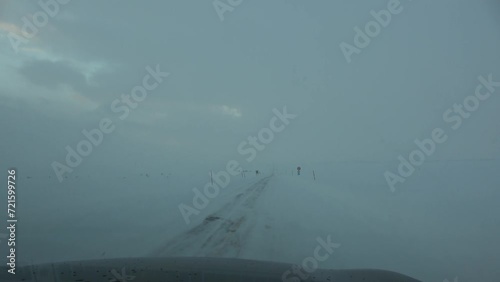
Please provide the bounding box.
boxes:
[11,161,500,282]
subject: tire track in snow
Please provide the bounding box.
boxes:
[150,176,272,257]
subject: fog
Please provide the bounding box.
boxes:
[1,0,499,281]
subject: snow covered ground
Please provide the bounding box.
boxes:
[7,161,500,282]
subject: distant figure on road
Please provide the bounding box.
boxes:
[297,166,301,175]
[256,170,259,176]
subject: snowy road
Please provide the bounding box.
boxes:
[151,176,273,257]
[13,161,500,282]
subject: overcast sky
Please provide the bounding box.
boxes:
[1,0,500,178]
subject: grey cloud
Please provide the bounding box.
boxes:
[19,59,90,92]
